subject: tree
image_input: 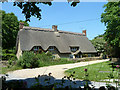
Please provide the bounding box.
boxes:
[2,0,80,22]
[1,10,29,49]
[2,10,19,49]
[19,20,29,26]
[91,34,106,54]
[101,2,120,58]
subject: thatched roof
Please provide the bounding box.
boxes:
[16,26,97,53]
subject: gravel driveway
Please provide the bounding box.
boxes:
[7,59,109,80]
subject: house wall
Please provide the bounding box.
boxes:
[59,53,70,58]
[49,47,70,58]
[16,40,22,59]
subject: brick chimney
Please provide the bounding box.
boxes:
[82,30,87,36]
[19,22,24,29]
[52,25,58,31]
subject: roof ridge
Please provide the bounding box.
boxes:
[23,26,84,36]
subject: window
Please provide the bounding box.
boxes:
[33,46,39,51]
[49,46,54,51]
[69,54,73,58]
[70,47,78,52]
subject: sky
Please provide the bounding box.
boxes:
[1,2,107,40]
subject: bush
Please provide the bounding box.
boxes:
[36,52,52,62]
[36,52,53,67]
[2,49,16,60]
[82,54,88,57]
[17,51,53,68]
[59,58,68,62]
[8,56,17,66]
[17,51,39,68]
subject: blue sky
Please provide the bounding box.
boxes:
[1,2,107,40]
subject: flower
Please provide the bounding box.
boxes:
[84,69,87,72]
[116,65,119,68]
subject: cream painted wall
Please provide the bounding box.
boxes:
[16,40,22,59]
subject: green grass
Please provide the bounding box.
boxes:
[65,61,119,82]
[2,66,22,74]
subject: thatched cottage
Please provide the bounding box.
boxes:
[16,23,97,59]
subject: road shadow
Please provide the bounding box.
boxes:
[4,75,94,89]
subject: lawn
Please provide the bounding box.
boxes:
[65,61,119,82]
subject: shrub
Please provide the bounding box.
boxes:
[37,52,53,61]
[2,49,16,60]
[17,51,53,68]
[8,56,17,66]
[82,54,88,57]
[36,52,53,67]
[17,51,39,68]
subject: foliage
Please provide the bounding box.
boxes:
[2,49,16,60]
[8,56,17,66]
[37,56,75,67]
[101,2,120,58]
[37,52,53,62]
[1,10,29,50]
[65,61,119,82]
[1,10,19,49]
[17,52,74,68]
[17,51,77,68]
[91,34,106,53]
[19,20,29,26]
[3,55,77,73]
[2,1,80,22]
[17,51,39,68]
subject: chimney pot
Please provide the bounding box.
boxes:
[52,25,58,31]
[19,22,24,29]
[82,30,87,36]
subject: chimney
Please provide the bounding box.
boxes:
[82,30,87,36]
[52,25,58,31]
[19,22,24,29]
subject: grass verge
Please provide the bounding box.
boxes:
[65,61,119,82]
[2,66,22,74]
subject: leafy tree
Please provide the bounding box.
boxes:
[91,35,106,53]
[2,10,19,49]
[2,0,80,22]
[101,2,120,58]
[1,10,29,49]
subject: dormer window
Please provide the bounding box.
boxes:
[49,46,54,51]
[33,46,39,51]
[70,47,79,52]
